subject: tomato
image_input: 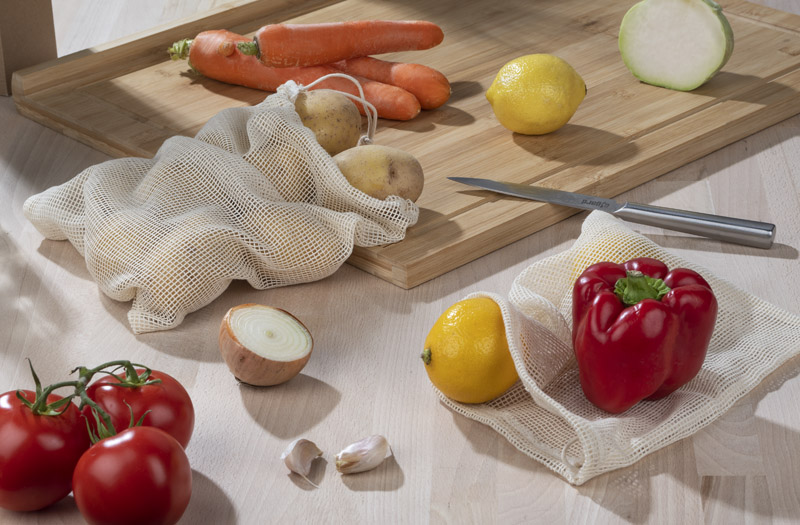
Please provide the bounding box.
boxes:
[72,426,192,525]
[84,368,194,448]
[0,390,90,511]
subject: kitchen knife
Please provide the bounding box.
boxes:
[448,177,776,249]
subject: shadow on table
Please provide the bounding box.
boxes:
[238,373,341,439]
[0,494,78,521]
[513,125,639,166]
[34,240,93,282]
[409,211,584,301]
[698,72,800,106]
[445,350,800,523]
[183,470,237,524]
[571,413,800,523]
[644,234,798,260]
[388,80,481,134]
[340,454,404,492]
[2,237,72,375]
[448,406,554,474]
[0,469,236,523]
[572,354,800,523]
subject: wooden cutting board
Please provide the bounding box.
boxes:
[13,0,800,288]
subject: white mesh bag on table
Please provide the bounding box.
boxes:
[23,81,418,334]
[436,211,800,485]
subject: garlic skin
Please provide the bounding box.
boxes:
[335,435,392,474]
[282,438,323,486]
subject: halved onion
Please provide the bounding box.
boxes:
[219,304,313,386]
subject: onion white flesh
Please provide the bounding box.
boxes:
[618,0,734,91]
[219,304,313,386]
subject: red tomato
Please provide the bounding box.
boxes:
[0,390,90,511]
[84,368,194,448]
[72,426,192,525]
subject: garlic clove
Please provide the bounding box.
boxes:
[281,438,323,487]
[335,435,392,474]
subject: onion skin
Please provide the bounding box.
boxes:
[218,304,313,386]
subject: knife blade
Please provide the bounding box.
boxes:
[448,177,776,249]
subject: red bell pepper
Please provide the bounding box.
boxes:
[571,257,717,413]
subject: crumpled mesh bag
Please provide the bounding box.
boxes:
[436,211,800,485]
[23,81,418,334]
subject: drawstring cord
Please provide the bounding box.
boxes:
[301,73,378,146]
[560,436,583,475]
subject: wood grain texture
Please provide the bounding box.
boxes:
[11,0,800,288]
[2,1,800,524]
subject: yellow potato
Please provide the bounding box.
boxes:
[141,214,236,317]
[333,144,424,202]
[245,140,316,202]
[294,89,362,156]
[86,212,153,301]
[240,204,348,273]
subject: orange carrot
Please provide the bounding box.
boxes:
[169,30,420,121]
[237,20,444,68]
[331,56,450,110]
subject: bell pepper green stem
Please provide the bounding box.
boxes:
[614,270,671,306]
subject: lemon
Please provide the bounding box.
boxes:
[486,54,586,135]
[421,297,519,404]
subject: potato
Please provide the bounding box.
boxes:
[140,214,237,318]
[240,204,348,273]
[333,144,424,202]
[86,212,153,301]
[294,89,362,156]
[245,141,315,202]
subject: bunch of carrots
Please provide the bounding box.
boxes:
[168,20,451,121]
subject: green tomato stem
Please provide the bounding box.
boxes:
[21,359,159,435]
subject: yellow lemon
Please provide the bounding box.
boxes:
[421,297,519,404]
[486,54,586,135]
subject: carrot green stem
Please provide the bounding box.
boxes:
[236,40,260,56]
[168,38,192,60]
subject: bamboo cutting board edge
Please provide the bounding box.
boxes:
[11,0,800,289]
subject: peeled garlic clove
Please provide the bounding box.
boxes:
[282,438,323,487]
[335,435,392,474]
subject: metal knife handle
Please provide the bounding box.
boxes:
[613,202,776,249]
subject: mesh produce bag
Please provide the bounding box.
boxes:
[437,211,800,485]
[23,81,418,333]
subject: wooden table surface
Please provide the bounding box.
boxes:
[2,1,799,523]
